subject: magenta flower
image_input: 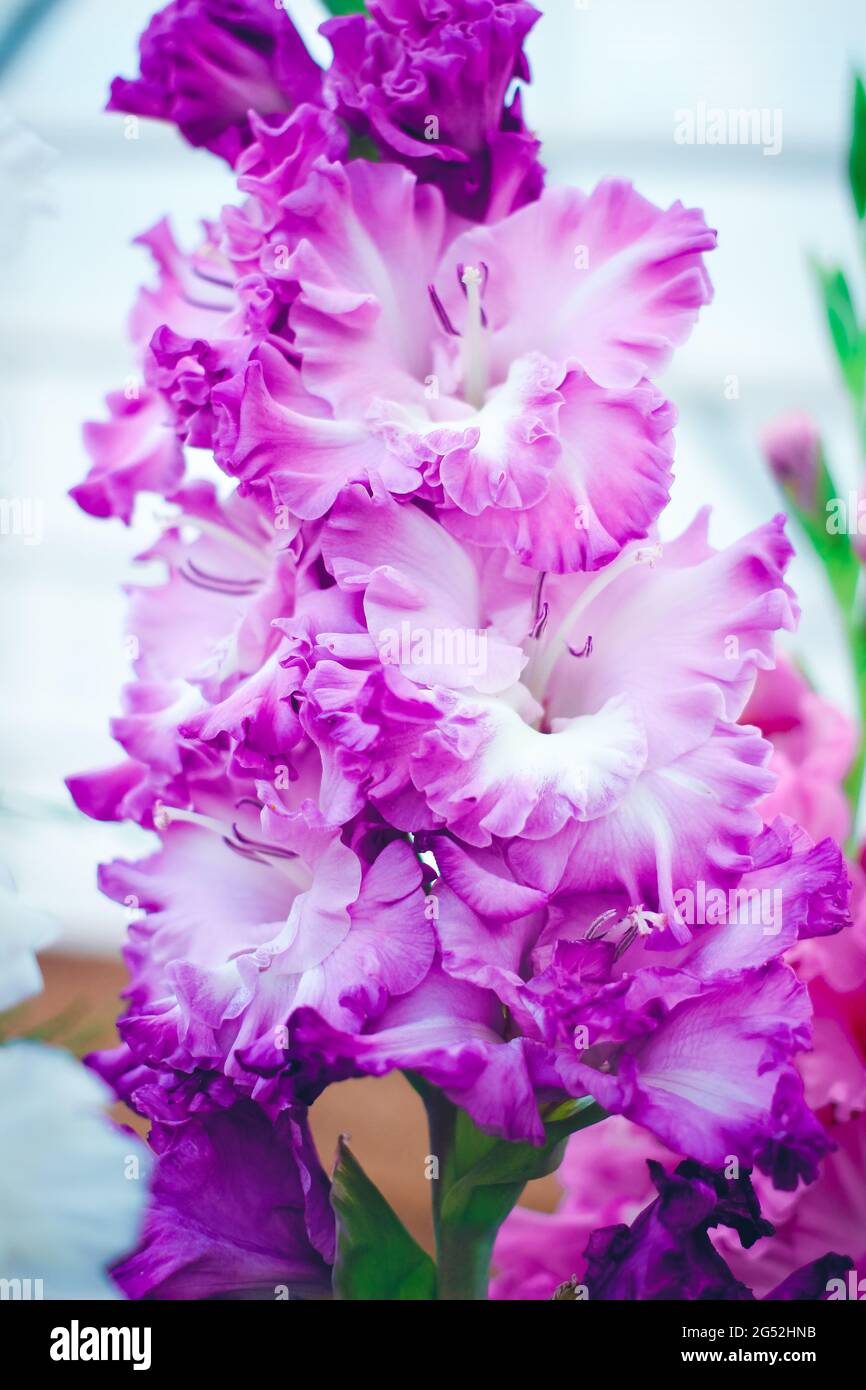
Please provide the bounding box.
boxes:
[212,164,712,571]
[285,817,847,1173]
[305,491,794,894]
[108,0,323,164]
[322,0,543,219]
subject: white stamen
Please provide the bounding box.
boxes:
[627,904,668,936]
[152,801,313,892]
[153,507,270,572]
[460,265,488,410]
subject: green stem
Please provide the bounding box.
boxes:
[424,1086,493,1301]
[413,1075,607,1301]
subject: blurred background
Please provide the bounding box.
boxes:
[1,0,865,1240]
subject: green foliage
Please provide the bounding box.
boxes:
[328,1085,606,1299]
[848,73,866,220]
[330,1137,438,1300]
[416,1079,606,1299]
[812,261,866,403]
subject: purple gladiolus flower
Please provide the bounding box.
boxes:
[108,0,323,164]
[64,0,858,1302]
[322,0,544,219]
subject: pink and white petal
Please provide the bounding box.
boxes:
[181,645,303,761]
[318,840,435,1023]
[66,760,151,823]
[564,964,829,1186]
[435,180,716,391]
[543,514,797,771]
[322,485,525,694]
[111,680,205,775]
[434,838,549,922]
[437,354,562,515]
[100,825,293,1007]
[129,219,240,351]
[213,345,420,519]
[72,389,184,524]
[559,721,774,935]
[433,882,540,1017]
[412,691,648,846]
[290,965,546,1143]
[446,371,675,572]
[677,818,850,979]
[282,160,447,413]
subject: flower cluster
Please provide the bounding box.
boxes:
[492,659,866,1298]
[70,0,852,1298]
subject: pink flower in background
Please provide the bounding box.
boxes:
[720,1115,866,1297]
[760,411,821,509]
[744,659,856,848]
[490,1116,670,1299]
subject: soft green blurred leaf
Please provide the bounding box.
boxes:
[331,1137,437,1300]
[812,261,866,401]
[782,453,861,615]
[849,73,866,220]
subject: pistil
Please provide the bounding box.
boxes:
[459,265,489,410]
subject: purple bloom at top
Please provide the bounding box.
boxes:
[108,0,323,164]
[322,0,544,218]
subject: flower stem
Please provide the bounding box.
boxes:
[424,1086,493,1300]
[411,1075,607,1301]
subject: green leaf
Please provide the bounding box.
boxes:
[781,452,861,615]
[812,260,866,401]
[330,1136,437,1300]
[320,1,368,15]
[439,1096,603,1227]
[770,445,866,833]
[417,1081,606,1299]
[849,73,866,220]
